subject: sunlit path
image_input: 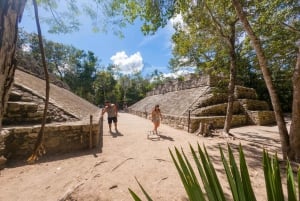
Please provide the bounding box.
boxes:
[0,112,282,201]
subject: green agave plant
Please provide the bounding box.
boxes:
[128,143,300,201]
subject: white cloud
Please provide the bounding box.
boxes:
[110,51,144,74]
[163,67,196,78]
[21,44,31,52]
[170,14,184,28]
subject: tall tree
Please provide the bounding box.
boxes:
[94,69,117,105]
[291,46,300,160]
[27,0,50,162]
[231,0,299,160]
[171,0,242,135]
[0,0,27,130]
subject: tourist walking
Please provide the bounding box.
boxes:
[101,101,118,133]
[151,104,162,135]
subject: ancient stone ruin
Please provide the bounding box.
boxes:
[0,70,276,168]
[128,73,275,134]
[0,69,101,168]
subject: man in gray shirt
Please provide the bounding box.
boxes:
[101,100,118,133]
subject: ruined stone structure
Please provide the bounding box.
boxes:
[128,74,275,133]
[0,70,101,168]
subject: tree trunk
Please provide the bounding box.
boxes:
[231,0,290,159]
[0,0,27,130]
[223,23,237,135]
[27,0,50,163]
[289,47,300,161]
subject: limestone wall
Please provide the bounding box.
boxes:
[129,109,247,133]
[130,86,211,116]
[2,121,100,159]
[146,74,218,96]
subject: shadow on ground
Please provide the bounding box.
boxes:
[5,147,102,169]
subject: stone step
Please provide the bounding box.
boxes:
[234,86,258,99]
[247,110,276,125]
[238,99,270,111]
[3,116,45,125]
[8,91,23,101]
[185,114,248,133]
[3,102,44,125]
[192,101,241,116]
[5,101,39,113]
[197,115,248,128]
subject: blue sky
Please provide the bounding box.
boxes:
[19,3,176,77]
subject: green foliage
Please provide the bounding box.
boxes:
[170,0,243,75]
[129,144,300,201]
[31,0,151,37]
[129,177,153,201]
[262,150,300,201]
[17,29,153,107]
[113,0,297,112]
[94,69,117,105]
[33,0,81,34]
[237,0,298,112]
[123,72,152,106]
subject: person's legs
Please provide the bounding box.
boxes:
[114,123,118,132]
[112,117,118,132]
[108,117,113,132]
[153,121,159,134]
[152,121,156,133]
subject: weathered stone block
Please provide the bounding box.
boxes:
[11,127,33,134]
[46,137,61,148]
[28,133,38,138]
[234,86,257,99]
[6,102,21,112]
[1,129,11,138]
[59,125,71,131]
[248,111,276,125]
[197,94,224,108]
[27,111,43,118]
[239,99,270,111]
[193,101,241,116]
[8,91,22,101]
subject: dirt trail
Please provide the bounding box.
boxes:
[0,112,283,201]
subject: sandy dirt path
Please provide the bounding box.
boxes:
[0,112,283,201]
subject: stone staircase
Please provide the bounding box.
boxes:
[4,91,44,125]
[129,75,275,133]
[188,85,275,127]
[3,85,78,125]
[0,70,101,167]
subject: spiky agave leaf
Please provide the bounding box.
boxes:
[169,147,206,200]
[190,144,222,201]
[200,144,227,201]
[238,144,256,201]
[286,161,297,201]
[128,177,153,201]
[263,150,284,201]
